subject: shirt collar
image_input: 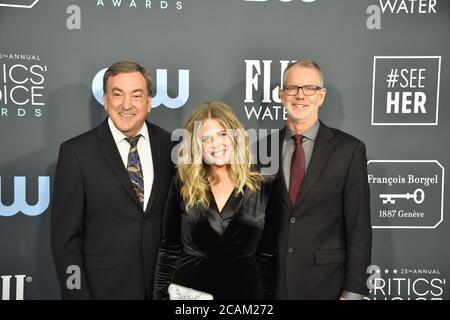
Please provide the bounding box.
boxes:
[108,117,149,144]
[285,120,320,142]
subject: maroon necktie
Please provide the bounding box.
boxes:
[289,134,305,206]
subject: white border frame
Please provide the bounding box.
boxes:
[368,160,444,229]
[0,0,39,8]
[371,56,441,126]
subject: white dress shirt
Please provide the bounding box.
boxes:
[108,117,154,211]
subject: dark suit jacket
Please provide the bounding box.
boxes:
[51,119,174,299]
[262,121,372,300]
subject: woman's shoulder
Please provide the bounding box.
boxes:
[260,174,276,190]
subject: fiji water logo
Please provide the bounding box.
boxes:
[0,176,50,217]
[366,0,437,30]
[92,68,190,109]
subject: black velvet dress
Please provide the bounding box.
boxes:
[153,176,276,300]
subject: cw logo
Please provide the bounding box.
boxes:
[0,176,50,217]
[1,275,28,300]
[0,0,39,8]
[92,68,190,109]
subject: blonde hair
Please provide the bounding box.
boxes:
[177,101,263,209]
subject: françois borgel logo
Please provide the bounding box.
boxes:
[366,0,438,30]
[371,56,441,125]
[0,53,47,118]
[0,0,39,8]
[244,59,295,121]
[366,265,446,300]
[92,67,189,109]
[368,160,444,229]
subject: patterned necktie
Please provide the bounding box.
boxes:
[289,134,305,206]
[125,134,144,209]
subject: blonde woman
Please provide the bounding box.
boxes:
[153,101,276,300]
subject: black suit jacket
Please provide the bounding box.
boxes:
[262,121,372,300]
[51,119,174,299]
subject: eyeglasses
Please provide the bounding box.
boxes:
[282,85,323,96]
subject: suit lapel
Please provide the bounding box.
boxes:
[217,189,240,230]
[294,121,336,209]
[96,119,142,209]
[144,121,161,215]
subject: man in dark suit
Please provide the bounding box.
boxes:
[264,59,372,300]
[51,60,174,299]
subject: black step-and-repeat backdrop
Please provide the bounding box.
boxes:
[1,0,449,300]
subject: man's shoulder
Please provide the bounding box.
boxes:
[324,123,365,147]
[61,126,99,149]
[147,121,172,141]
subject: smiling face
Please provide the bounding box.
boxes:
[200,118,233,168]
[103,71,151,137]
[280,66,326,131]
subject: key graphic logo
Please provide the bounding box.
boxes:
[379,188,425,205]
